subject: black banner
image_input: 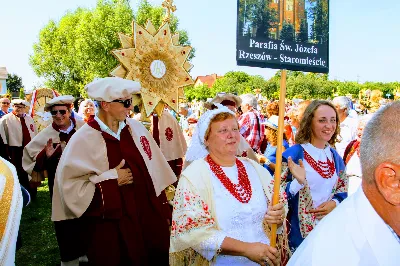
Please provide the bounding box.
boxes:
[236,0,329,73]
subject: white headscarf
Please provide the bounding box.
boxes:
[185,104,235,162]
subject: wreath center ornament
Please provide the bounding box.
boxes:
[150,60,167,79]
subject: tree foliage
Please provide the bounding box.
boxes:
[184,71,400,101]
[30,0,194,96]
[310,0,329,43]
[297,18,309,43]
[6,73,24,93]
[280,21,295,41]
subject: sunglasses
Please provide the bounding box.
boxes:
[112,98,132,108]
[1,102,10,105]
[50,110,67,116]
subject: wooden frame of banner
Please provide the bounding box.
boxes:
[270,69,287,247]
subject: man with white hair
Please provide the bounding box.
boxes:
[287,102,400,266]
[332,96,357,157]
[52,77,177,265]
[238,93,264,151]
[0,99,37,196]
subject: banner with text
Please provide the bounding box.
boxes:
[236,0,329,73]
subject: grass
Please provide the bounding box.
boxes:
[16,180,60,266]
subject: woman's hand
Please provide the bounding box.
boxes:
[243,242,280,266]
[288,156,305,185]
[309,200,336,219]
[265,203,284,226]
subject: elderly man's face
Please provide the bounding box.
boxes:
[1,99,10,112]
[51,106,71,128]
[107,96,133,121]
[240,103,251,113]
[334,104,347,120]
[13,104,26,116]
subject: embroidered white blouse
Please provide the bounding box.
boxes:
[193,160,270,265]
[289,143,339,209]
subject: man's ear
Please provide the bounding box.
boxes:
[375,162,400,205]
[101,101,109,111]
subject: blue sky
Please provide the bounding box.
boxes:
[0,0,399,91]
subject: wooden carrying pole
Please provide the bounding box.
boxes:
[270,69,287,247]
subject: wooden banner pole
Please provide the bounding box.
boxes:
[270,69,287,247]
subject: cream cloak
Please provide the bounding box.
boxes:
[159,110,187,161]
[52,118,177,221]
[22,120,85,180]
[0,113,37,147]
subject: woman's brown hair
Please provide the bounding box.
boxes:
[295,100,340,146]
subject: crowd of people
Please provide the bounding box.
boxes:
[0,79,399,266]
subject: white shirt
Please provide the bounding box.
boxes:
[287,188,400,266]
[94,115,125,140]
[59,119,75,134]
[193,160,270,265]
[290,143,339,209]
[346,153,363,196]
[336,116,357,157]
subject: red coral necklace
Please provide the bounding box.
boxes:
[206,155,252,203]
[303,148,335,179]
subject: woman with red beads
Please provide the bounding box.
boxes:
[280,100,348,254]
[170,105,286,266]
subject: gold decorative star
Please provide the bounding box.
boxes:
[111,20,193,117]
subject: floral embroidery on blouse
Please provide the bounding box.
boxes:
[171,189,215,238]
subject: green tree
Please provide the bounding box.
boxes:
[19,88,26,99]
[280,21,295,41]
[297,18,308,43]
[30,0,194,96]
[310,0,329,43]
[250,0,278,38]
[6,73,23,93]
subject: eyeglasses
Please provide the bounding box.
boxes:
[1,102,10,105]
[50,110,67,116]
[112,98,132,108]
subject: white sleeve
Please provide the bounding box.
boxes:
[192,232,227,261]
[89,168,118,184]
[289,179,304,196]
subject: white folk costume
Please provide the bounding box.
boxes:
[287,188,400,266]
[170,106,288,265]
[0,100,37,194]
[52,77,177,265]
[281,143,347,253]
[0,156,23,266]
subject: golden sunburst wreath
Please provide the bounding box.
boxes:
[111,19,194,117]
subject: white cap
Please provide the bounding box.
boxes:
[44,95,75,111]
[11,99,30,107]
[85,77,141,102]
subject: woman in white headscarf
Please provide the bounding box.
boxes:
[77,99,97,122]
[169,105,287,266]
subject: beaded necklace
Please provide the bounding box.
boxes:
[206,155,252,203]
[303,147,335,179]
